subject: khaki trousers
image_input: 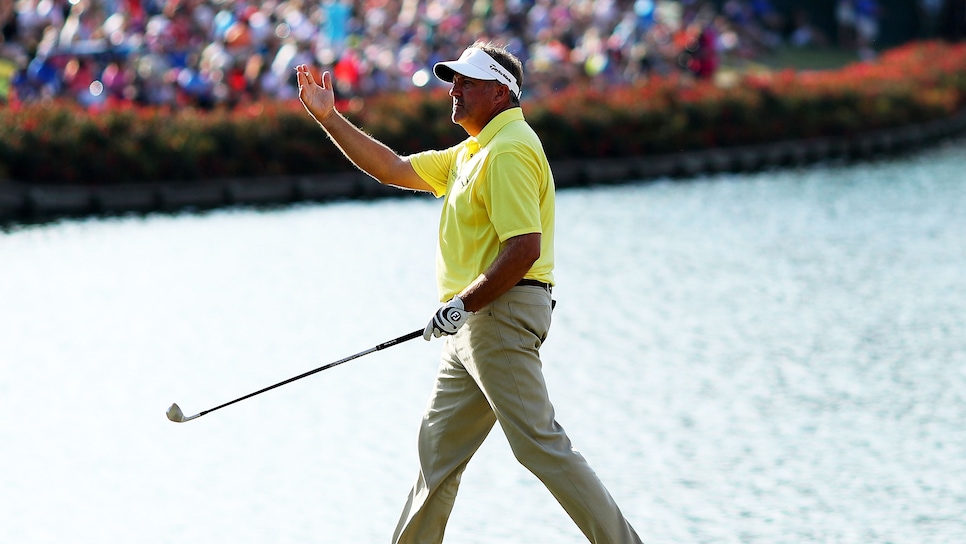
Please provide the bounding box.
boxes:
[392,285,643,544]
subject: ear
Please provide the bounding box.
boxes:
[492,82,511,105]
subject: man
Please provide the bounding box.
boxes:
[296,41,643,544]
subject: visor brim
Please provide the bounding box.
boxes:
[433,61,498,84]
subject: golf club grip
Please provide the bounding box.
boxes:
[377,329,423,350]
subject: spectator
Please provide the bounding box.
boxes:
[2,0,864,109]
[917,0,943,39]
[854,0,881,59]
[789,8,829,48]
[836,0,857,49]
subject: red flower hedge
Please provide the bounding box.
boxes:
[1,40,964,185]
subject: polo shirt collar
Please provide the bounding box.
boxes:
[471,108,524,150]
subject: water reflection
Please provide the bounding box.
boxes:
[2,141,965,543]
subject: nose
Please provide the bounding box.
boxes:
[449,77,464,97]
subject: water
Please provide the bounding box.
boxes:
[2,142,965,544]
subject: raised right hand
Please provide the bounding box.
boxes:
[296,65,335,125]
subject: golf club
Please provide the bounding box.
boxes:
[166,328,423,423]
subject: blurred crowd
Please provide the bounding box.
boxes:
[0,0,891,108]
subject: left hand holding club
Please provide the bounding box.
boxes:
[424,296,469,340]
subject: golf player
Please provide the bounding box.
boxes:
[296,41,643,544]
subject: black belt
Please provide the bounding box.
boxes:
[516,279,552,291]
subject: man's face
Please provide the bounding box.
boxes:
[449,73,502,136]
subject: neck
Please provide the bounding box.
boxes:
[461,104,515,137]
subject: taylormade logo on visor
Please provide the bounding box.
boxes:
[434,48,521,98]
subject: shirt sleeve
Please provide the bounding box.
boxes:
[481,147,543,242]
[408,143,462,198]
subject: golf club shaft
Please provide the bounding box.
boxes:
[182,328,422,421]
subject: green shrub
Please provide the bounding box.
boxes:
[1,40,964,185]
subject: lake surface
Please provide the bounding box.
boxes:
[2,141,965,544]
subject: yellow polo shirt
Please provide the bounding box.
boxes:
[409,108,555,301]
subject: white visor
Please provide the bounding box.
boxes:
[434,48,521,98]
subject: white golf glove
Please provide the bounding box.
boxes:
[424,296,468,341]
